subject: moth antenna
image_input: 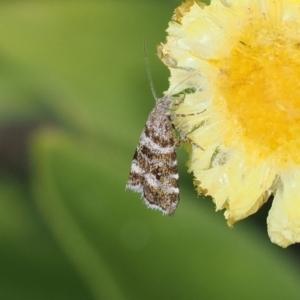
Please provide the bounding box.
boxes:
[127,43,204,215]
[169,70,201,96]
[143,39,159,102]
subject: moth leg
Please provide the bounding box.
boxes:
[172,123,205,150]
[167,95,206,149]
[172,109,206,118]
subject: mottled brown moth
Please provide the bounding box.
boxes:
[126,94,179,215]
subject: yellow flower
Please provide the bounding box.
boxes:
[158,0,300,247]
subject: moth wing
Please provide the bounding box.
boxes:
[126,148,144,193]
[126,101,180,215]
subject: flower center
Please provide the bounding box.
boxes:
[216,22,300,166]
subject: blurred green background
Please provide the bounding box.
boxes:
[0,0,300,299]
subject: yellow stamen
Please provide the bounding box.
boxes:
[215,21,300,168]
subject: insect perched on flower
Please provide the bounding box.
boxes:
[126,94,180,216]
[158,0,300,247]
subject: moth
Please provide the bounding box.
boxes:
[126,94,179,215]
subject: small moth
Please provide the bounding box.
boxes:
[126,94,179,215]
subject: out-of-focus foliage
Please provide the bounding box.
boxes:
[0,1,299,299]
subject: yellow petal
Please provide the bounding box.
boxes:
[268,170,300,247]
